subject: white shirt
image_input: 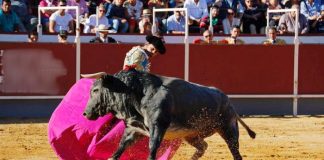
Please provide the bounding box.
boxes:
[49,11,73,32]
[184,0,208,20]
[83,14,109,33]
[222,18,240,34]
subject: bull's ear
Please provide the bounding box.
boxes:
[102,74,130,93]
[81,72,106,79]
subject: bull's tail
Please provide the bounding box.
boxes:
[236,114,256,139]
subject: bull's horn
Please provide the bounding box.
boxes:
[81,72,106,79]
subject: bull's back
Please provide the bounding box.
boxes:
[160,77,230,127]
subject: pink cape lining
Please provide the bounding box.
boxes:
[48,78,181,160]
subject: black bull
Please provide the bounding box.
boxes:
[82,70,256,160]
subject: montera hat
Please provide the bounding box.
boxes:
[146,35,166,54]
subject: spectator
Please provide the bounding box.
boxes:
[312,5,324,33]
[200,5,223,33]
[83,3,110,33]
[123,35,166,72]
[58,29,68,43]
[148,0,168,33]
[11,0,36,32]
[193,30,218,44]
[123,0,143,33]
[168,0,184,9]
[268,0,283,27]
[219,25,244,44]
[278,23,289,34]
[138,9,153,34]
[67,0,89,19]
[0,0,25,32]
[27,30,38,42]
[214,0,244,20]
[184,0,208,33]
[278,4,309,34]
[89,24,118,43]
[300,0,321,32]
[87,0,102,15]
[166,10,185,34]
[141,21,152,34]
[106,0,129,33]
[262,27,286,44]
[39,0,58,31]
[49,0,74,33]
[222,8,240,34]
[283,0,301,9]
[242,0,266,34]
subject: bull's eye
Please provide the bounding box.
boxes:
[93,88,99,93]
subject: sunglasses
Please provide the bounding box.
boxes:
[99,10,105,12]
[204,35,211,38]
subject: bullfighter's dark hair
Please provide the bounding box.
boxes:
[146,35,166,54]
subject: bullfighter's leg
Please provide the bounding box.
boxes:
[219,120,242,160]
[148,123,168,160]
[110,127,143,160]
[185,137,208,160]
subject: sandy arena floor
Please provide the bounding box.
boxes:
[0,116,323,160]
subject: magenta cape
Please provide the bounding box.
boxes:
[48,78,181,160]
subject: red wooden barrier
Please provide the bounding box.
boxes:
[0,42,323,96]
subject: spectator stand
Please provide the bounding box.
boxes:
[38,5,81,82]
[153,7,190,81]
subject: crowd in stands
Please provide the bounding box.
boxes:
[0,0,324,36]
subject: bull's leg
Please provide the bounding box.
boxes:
[219,120,242,160]
[110,127,142,160]
[185,137,208,160]
[148,124,168,160]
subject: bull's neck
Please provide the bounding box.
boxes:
[108,92,140,120]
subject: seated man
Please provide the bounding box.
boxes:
[83,3,110,33]
[89,24,118,43]
[193,30,218,44]
[166,10,185,34]
[138,9,152,34]
[262,27,286,45]
[312,5,324,33]
[49,0,74,33]
[106,0,129,33]
[219,25,244,44]
[0,0,25,32]
[278,4,309,34]
[300,0,321,32]
[123,0,143,33]
[200,5,223,33]
[184,0,208,33]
